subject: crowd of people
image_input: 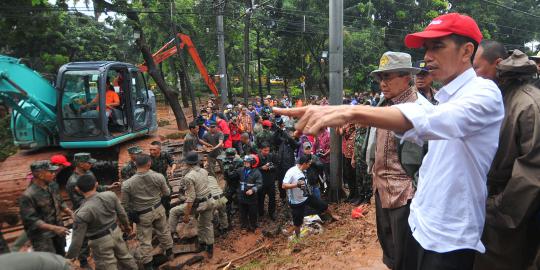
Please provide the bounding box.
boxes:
[0,11,539,270]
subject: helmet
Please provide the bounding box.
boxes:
[225,148,237,157]
[243,154,259,168]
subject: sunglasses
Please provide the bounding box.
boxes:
[210,125,216,128]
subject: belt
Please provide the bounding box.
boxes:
[137,201,162,215]
[194,194,212,204]
[212,194,225,200]
[88,223,117,240]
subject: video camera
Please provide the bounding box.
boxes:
[297,176,313,197]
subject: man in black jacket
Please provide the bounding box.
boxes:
[256,143,279,220]
[236,155,263,232]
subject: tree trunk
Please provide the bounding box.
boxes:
[177,68,190,108]
[242,0,252,103]
[168,59,190,108]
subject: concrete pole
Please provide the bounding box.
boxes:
[328,0,344,203]
[216,1,228,107]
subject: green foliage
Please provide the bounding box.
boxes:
[289,86,302,98]
[0,116,17,162]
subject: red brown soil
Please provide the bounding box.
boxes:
[175,200,387,270]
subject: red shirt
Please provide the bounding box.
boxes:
[218,119,232,148]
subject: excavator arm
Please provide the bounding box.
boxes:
[139,33,219,97]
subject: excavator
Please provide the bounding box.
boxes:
[0,33,218,243]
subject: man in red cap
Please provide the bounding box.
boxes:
[254,120,274,150]
[274,13,505,270]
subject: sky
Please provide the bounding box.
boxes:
[48,0,116,22]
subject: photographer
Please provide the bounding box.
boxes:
[282,155,339,238]
[221,148,244,221]
[256,142,279,220]
[302,143,325,199]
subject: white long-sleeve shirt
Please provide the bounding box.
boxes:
[393,68,504,253]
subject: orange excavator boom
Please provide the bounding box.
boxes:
[139,33,219,97]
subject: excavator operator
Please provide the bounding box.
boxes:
[79,78,120,134]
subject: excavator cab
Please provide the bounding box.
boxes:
[57,61,157,148]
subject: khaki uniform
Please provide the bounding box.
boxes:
[0,252,71,270]
[19,182,67,255]
[65,170,106,265]
[121,170,173,265]
[207,175,228,230]
[67,191,137,270]
[169,166,214,245]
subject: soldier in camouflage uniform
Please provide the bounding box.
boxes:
[169,152,215,258]
[221,148,244,221]
[0,200,19,254]
[65,153,119,268]
[254,120,274,150]
[149,141,176,215]
[121,146,143,180]
[121,154,173,270]
[352,125,372,205]
[19,161,73,255]
[67,173,137,270]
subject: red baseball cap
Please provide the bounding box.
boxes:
[404,13,483,48]
[262,120,272,127]
[50,154,71,167]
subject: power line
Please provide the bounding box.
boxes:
[479,0,540,19]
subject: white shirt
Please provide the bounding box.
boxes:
[282,165,308,204]
[393,68,504,253]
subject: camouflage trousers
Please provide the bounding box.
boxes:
[213,196,229,230]
[135,205,173,264]
[169,202,215,245]
[30,234,66,256]
[88,227,137,270]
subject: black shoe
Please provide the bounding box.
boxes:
[143,262,154,270]
[269,213,276,221]
[165,248,174,261]
[206,244,214,259]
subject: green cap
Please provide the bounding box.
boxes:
[30,160,59,172]
[127,146,143,154]
[225,148,237,156]
[73,153,97,164]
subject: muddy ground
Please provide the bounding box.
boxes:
[150,106,387,270]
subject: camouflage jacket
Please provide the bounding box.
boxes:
[255,129,274,149]
[151,152,174,181]
[66,170,106,210]
[120,161,137,180]
[19,182,67,238]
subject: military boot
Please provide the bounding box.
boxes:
[206,244,214,259]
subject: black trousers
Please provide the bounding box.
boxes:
[257,184,276,217]
[404,224,476,270]
[343,156,358,199]
[375,191,411,270]
[276,170,287,200]
[161,195,171,217]
[238,201,258,231]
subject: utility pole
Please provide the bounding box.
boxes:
[256,30,264,102]
[216,0,228,107]
[242,0,252,104]
[328,0,344,203]
[170,1,197,117]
